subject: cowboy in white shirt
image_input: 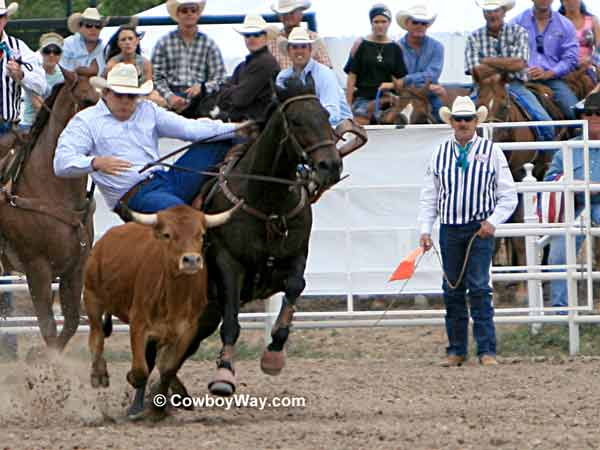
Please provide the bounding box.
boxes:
[54,64,250,216]
[61,7,107,74]
[418,96,517,367]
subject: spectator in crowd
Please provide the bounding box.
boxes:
[559,0,600,84]
[396,1,445,122]
[277,27,352,128]
[546,93,600,309]
[512,0,580,120]
[54,63,250,216]
[466,0,554,141]
[20,32,65,132]
[216,14,280,122]
[152,0,226,113]
[61,7,107,74]
[104,23,152,83]
[418,96,517,367]
[344,4,407,125]
[268,0,332,69]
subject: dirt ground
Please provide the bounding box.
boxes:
[1,325,600,450]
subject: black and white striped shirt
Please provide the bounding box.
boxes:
[419,135,518,234]
[0,32,46,122]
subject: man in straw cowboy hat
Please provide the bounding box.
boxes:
[276,27,352,127]
[215,14,280,122]
[512,0,579,120]
[0,0,45,134]
[267,0,332,70]
[418,96,517,367]
[21,32,65,132]
[54,63,251,216]
[396,1,445,122]
[466,0,554,142]
[152,0,226,114]
[62,7,107,74]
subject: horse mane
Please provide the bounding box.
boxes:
[27,82,65,149]
[275,75,316,103]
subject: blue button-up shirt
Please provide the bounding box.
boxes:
[545,137,600,204]
[60,33,106,74]
[276,58,353,127]
[54,100,237,209]
[397,35,444,86]
[511,8,579,78]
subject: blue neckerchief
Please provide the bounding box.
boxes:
[456,141,472,173]
[0,42,11,60]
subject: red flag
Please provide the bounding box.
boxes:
[389,247,423,281]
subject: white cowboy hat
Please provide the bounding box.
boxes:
[277,26,320,57]
[166,0,206,22]
[475,0,516,11]
[439,96,488,125]
[271,0,311,15]
[67,8,108,34]
[396,2,437,30]
[233,14,269,35]
[90,63,153,96]
[0,0,17,16]
[39,32,64,50]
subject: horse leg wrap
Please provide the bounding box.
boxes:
[268,326,289,352]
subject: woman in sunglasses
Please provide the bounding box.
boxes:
[62,7,107,75]
[215,14,280,122]
[20,32,65,131]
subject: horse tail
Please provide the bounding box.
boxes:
[102,313,113,337]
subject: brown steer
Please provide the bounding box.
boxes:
[83,204,237,420]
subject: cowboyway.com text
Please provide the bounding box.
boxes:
[152,393,307,410]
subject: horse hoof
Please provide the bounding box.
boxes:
[91,373,109,388]
[260,349,285,376]
[208,368,236,397]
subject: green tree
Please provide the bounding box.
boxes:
[13,0,164,19]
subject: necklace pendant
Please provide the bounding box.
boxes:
[377,54,383,63]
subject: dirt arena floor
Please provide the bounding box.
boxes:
[2,324,600,450]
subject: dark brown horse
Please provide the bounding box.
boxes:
[0,67,99,351]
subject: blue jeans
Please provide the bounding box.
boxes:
[548,203,600,307]
[127,141,231,213]
[440,222,496,357]
[539,79,578,120]
[508,81,555,141]
[428,92,442,123]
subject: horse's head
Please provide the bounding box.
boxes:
[60,64,100,111]
[274,76,342,189]
[476,72,510,124]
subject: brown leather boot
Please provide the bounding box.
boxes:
[479,354,498,366]
[442,355,466,367]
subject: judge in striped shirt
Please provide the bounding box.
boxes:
[418,96,517,367]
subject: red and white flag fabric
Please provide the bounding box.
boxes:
[536,174,564,224]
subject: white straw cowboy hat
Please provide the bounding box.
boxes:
[396,2,437,30]
[475,0,516,11]
[166,0,206,22]
[0,0,18,16]
[271,0,311,15]
[90,63,153,95]
[233,14,271,36]
[439,96,488,125]
[39,32,64,50]
[277,26,320,57]
[67,8,108,34]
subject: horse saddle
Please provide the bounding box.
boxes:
[524,82,564,120]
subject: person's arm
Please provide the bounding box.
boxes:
[203,38,227,94]
[313,38,333,69]
[418,150,440,235]
[151,37,176,102]
[346,72,357,106]
[404,40,444,87]
[154,103,238,142]
[104,57,117,77]
[59,37,78,71]
[318,67,343,126]
[544,149,565,181]
[222,58,278,110]
[464,33,481,76]
[551,22,579,78]
[486,144,518,228]
[143,58,153,84]
[18,42,46,96]
[54,115,96,177]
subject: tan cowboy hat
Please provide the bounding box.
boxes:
[233,14,269,35]
[90,63,153,95]
[271,0,311,15]
[439,96,488,125]
[0,0,17,16]
[278,26,322,57]
[475,0,516,11]
[67,8,108,34]
[166,0,206,22]
[396,2,437,30]
[39,32,64,50]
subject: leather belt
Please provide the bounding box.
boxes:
[113,175,154,220]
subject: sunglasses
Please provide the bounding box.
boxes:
[289,44,309,50]
[83,22,102,30]
[178,7,199,14]
[410,19,429,26]
[244,32,266,38]
[113,92,139,99]
[452,115,477,122]
[41,48,62,55]
[535,34,544,54]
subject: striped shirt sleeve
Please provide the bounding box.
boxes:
[486,144,518,227]
[418,146,441,234]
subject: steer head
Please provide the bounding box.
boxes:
[129,204,240,276]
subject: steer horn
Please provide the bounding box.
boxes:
[130,211,158,226]
[205,200,244,228]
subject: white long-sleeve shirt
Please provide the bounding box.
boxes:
[418,134,518,234]
[54,99,237,209]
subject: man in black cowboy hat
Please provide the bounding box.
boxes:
[546,93,600,310]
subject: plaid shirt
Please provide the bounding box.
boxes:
[465,23,529,82]
[267,28,332,70]
[151,29,226,100]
